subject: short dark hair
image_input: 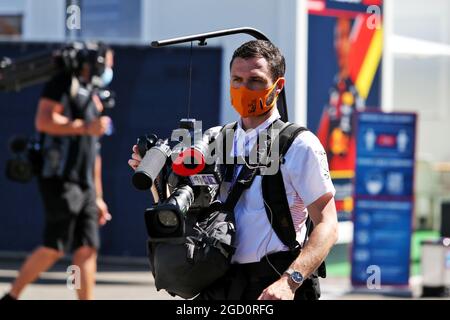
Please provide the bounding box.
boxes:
[230,40,286,82]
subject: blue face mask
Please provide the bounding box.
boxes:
[100,67,113,87]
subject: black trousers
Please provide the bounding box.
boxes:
[196,251,321,300]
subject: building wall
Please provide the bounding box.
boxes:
[0,0,65,41]
[0,42,223,257]
[0,0,307,126]
[3,0,448,161]
[386,0,450,162]
[142,0,307,126]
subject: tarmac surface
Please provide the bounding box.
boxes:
[0,255,447,300]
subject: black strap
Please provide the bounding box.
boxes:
[219,119,326,277]
[261,119,308,252]
[219,122,237,166]
[218,119,309,249]
[262,119,326,278]
[219,120,277,213]
[223,163,258,212]
[217,122,259,213]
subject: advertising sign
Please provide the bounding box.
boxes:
[355,112,416,198]
[307,0,383,220]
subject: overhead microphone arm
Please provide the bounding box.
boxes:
[0,50,62,92]
[151,27,289,122]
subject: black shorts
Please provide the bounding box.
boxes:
[38,178,100,253]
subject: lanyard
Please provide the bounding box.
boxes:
[230,128,262,187]
[230,119,275,188]
[231,135,249,187]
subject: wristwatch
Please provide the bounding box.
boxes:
[284,268,304,286]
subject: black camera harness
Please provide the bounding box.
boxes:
[220,118,326,279]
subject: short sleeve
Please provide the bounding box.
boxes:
[283,131,336,207]
[40,72,71,102]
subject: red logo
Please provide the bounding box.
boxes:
[376,134,396,148]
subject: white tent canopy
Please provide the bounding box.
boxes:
[390,35,450,58]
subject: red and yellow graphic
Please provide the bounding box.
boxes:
[310,1,383,217]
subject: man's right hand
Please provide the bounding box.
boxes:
[128,145,142,170]
[86,116,111,137]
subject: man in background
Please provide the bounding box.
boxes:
[2,43,114,300]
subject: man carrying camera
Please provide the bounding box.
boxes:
[129,40,338,300]
[2,43,114,301]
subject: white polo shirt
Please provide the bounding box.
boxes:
[219,110,336,264]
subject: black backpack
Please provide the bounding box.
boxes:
[221,119,327,278]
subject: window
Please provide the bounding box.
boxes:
[384,0,450,161]
[75,0,141,42]
[0,15,22,38]
[393,57,449,119]
[389,0,450,119]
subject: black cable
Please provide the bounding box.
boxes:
[151,27,288,122]
[187,41,193,119]
[153,177,166,202]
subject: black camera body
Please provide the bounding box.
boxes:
[6,135,42,183]
[132,119,224,241]
[97,89,116,112]
[136,120,238,299]
[2,42,115,184]
[0,41,111,92]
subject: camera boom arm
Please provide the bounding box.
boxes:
[151,27,289,122]
[0,50,62,92]
[0,41,109,93]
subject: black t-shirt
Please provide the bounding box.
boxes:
[39,72,99,189]
[41,72,72,102]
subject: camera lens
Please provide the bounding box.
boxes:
[172,148,205,176]
[183,155,202,170]
[144,185,194,240]
[9,136,28,153]
[157,210,179,228]
[133,143,170,190]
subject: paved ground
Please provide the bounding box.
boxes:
[0,256,447,300]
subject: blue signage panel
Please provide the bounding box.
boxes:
[355,112,416,198]
[351,199,412,285]
[80,0,141,41]
[352,111,416,287]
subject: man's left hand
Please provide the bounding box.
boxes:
[96,198,112,226]
[257,275,297,300]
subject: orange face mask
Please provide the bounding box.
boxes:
[230,78,283,118]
